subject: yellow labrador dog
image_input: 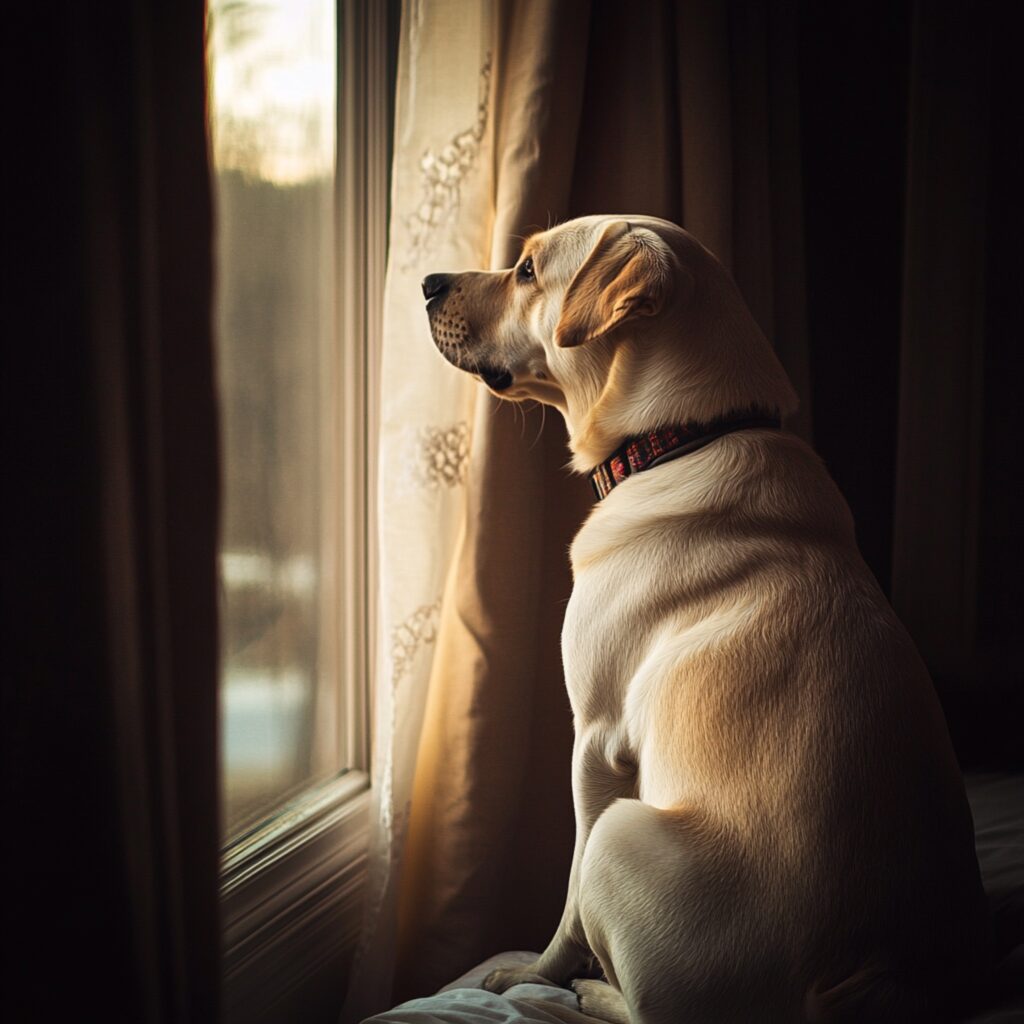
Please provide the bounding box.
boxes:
[421,216,989,1023]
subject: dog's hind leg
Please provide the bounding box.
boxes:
[578,799,799,1024]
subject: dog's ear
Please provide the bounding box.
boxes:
[555,221,674,348]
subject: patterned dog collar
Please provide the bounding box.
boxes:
[589,413,782,500]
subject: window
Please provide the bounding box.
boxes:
[206,0,391,1018]
[211,0,346,838]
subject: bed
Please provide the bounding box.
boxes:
[366,772,1023,1023]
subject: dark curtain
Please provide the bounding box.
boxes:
[4,2,220,1021]
[799,0,1022,768]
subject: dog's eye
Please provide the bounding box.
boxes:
[516,256,535,283]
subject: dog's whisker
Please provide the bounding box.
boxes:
[525,401,546,451]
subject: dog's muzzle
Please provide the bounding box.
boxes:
[422,273,514,393]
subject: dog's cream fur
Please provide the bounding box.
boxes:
[424,215,988,1023]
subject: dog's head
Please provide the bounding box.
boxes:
[423,215,797,470]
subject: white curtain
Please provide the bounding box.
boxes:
[343,3,498,1018]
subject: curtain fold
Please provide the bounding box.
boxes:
[892,0,992,680]
[797,0,1019,765]
[890,0,1020,764]
[6,1,220,1019]
[346,1,812,1015]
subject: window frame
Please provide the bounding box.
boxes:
[217,1,393,1018]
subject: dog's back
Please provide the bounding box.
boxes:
[567,429,989,1022]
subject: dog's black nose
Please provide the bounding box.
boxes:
[422,273,453,301]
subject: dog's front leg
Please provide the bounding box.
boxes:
[483,723,636,993]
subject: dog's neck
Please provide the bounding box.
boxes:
[588,413,783,499]
[564,299,798,473]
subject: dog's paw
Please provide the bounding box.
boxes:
[482,965,558,993]
[571,979,631,1024]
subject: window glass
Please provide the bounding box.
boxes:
[207,0,340,838]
